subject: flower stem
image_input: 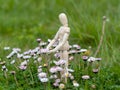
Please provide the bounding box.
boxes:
[14,75,19,87]
[29,68,34,83]
[94,16,107,57]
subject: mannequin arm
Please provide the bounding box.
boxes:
[46,32,58,50]
[49,33,69,53]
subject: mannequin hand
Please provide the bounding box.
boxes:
[46,47,49,50]
[47,50,54,54]
[40,48,49,54]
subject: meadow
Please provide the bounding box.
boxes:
[0,0,120,90]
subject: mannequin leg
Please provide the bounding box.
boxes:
[62,50,68,83]
[60,51,64,80]
[60,51,63,60]
[63,51,68,71]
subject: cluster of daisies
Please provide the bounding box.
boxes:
[0,38,101,89]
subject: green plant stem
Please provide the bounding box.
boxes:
[23,71,28,84]
[28,67,34,84]
[14,75,19,87]
[94,16,107,57]
[4,71,8,85]
[85,80,88,90]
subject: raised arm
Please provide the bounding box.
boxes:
[49,32,69,53]
[46,32,59,50]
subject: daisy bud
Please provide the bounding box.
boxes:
[50,74,57,79]
[69,56,74,61]
[91,84,96,89]
[47,39,51,43]
[2,65,8,71]
[103,16,107,21]
[10,71,16,75]
[68,69,74,73]
[53,82,59,87]
[36,38,41,43]
[73,80,79,87]
[40,78,48,83]
[10,60,15,64]
[4,47,10,50]
[82,56,88,61]
[37,57,42,62]
[55,79,61,83]
[59,83,65,89]
[19,65,27,70]
[88,57,96,62]
[0,61,6,65]
[70,75,74,80]
[38,68,42,73]
[92,69,99,74]
[38,72,47,78]
[82,75,90,80]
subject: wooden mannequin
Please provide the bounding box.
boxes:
[46,13,70,82]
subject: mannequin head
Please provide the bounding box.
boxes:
[59,13,68,26]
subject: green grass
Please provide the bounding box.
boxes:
[0,0,120,90]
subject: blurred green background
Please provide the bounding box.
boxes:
[0,0,120,48]
[0,0,120,63]
[0,0,120,89]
